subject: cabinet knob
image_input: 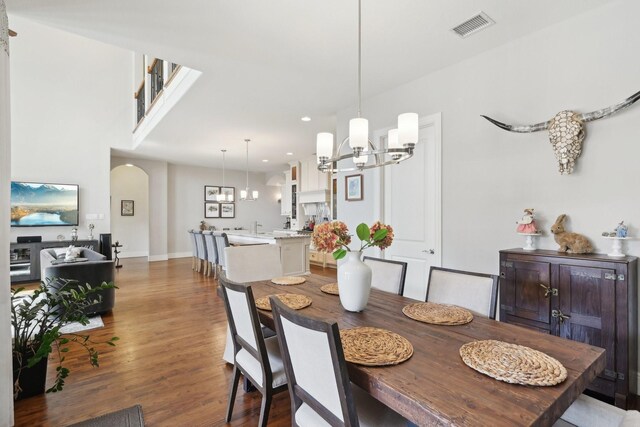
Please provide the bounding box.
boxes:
[552,309,570,323]
[421,249,435,254]
[539,283,558,298]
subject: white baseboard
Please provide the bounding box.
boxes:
[168,252,191,259]
[119,251,149,259]
[148,254,169,262]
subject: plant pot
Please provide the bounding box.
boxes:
[338,251,372,312]
[12,352,47,400]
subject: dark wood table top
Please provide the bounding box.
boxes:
[247,274,606,427]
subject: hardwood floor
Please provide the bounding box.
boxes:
[12,258,337,426]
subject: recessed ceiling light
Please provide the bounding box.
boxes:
[301,116,311,122]
[262,159,269,163]
[125,163,134,167]
[286,152,294,156]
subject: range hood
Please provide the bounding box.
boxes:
[298,189,330,204]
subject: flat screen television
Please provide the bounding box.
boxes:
[10,181,79,227]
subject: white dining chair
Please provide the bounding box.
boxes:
[363,256,407,295]
[219,274,288,427]
[203,231,217,277]
[194,231,207,274]
[554,393,640,427]
[222,244,282,364]
[271,297,408,427]
[187,230,198,271]
[212,232,229,274]
[426,267,499,319]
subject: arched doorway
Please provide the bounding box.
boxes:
[110,164,150,259]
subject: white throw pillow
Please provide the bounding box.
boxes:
[54,248,67,259]
[65,246,82,260]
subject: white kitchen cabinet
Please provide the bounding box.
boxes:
[281,170,292,216]
[300,155,328,192]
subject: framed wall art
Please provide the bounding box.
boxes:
[220,203,235,218]
[121,200,134,216]
[220,187,235,202]
[345,174,363,201]
[204,202,220,218]
[204,186,220,201]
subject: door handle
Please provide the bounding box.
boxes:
[539,283,558,298]
[552,309,570,324]
[421,249,435,254]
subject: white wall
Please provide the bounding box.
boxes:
[9,16,133,243]
[0,5,14,422]
[167,163,282,256]
[338,0,640,274]
[110,165,149,258]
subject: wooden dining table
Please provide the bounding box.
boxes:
[246,274,606,427]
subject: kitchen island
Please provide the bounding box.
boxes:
[224,231,311,276]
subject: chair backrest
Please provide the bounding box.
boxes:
[225,245,282,283]
[194,231,207,260]
[218,274,273,387]
[271,297,359,427]
[188,230,198,257]
[426,267,499,319]
[203,231,218,264]
[213,232,230,270]
[362,256,407,295]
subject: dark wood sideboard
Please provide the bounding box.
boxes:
[10,240,98,284]
[499,248,637,409]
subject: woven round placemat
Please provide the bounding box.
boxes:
[320,283,339,295]
[402,302,473,325]
[255,294,312,311]
[339,327,413,366]
[271,276,307,286]
[459,340,567,386]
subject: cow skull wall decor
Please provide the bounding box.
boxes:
[482,90,640,174]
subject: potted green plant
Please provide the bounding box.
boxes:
[11,279,118,400]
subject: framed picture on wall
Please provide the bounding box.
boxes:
[220,203,235,218]
[204,202,220,218]
[220,187,235,202]
[121,200,134,216]
[204,185,220,201]
[345,174,363,201]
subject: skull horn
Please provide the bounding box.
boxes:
[578,89,640,122]
[480,115,550,133]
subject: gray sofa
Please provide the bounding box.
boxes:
[40,248,116,315]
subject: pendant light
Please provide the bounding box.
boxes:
[240,139,259,201]
[316,0,417,173]
[217,149,233,202]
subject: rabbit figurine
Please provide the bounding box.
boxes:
[550,214,593,254]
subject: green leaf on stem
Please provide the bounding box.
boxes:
[356,223,370,241]
[333,248,347,260]
[372,229,388,241]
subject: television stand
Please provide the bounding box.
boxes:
[9,239,98,284]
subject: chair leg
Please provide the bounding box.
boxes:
[192,256,196,270]
[258,391,273,427]
[225,365,242,422]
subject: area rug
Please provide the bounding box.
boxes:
[59,315,104,334]
[67,404,145,427]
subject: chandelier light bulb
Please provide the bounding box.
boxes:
[316,132,334,163]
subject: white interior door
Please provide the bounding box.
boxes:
[379,113,441,300]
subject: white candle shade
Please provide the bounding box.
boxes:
[349,117,368,150]
[316,132,334,162]
[398,113,418,146]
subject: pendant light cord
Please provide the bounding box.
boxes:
[245,139,250,189]
[357,0,362,118]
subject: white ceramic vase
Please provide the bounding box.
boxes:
[338,251,372,312]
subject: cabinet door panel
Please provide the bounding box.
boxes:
[504,260,551,324]
[558,265,616,381]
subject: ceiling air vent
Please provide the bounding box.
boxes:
[451,12,495,38]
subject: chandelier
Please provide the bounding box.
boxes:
[240,139,259,201]
[217,149,233,202]
[316,0,418,173]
